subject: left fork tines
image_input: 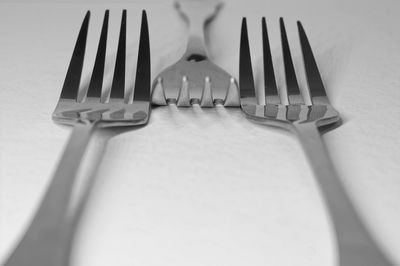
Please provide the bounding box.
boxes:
[55,10,150,123]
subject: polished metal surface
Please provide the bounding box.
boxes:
[239,17,394,266]
[151,0,239,107]
[4,10,151,266]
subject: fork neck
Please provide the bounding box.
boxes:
[176,1,221,59]
[182,9,209,58]
[185,34,208,59]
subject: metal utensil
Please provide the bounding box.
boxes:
[4,10,151,266]
[151,0,239,107]
[239,17,394,266]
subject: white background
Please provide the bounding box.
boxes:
[1,0,399,265]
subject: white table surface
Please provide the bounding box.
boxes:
[1,0,399,265]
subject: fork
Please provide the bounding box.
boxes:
[239,18,394,266]
[151,0,239,107]
[4,10,150,266]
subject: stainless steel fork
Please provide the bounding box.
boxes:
[4,10,150,266]
[239,18,394,266]
[151,0,239,107]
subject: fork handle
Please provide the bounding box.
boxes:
[294,123,391,265]
[175,0,222,58]
[4,122,96,266]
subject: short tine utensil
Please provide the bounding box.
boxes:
[239,17,394,266]
[4,10,151,266]
[151,0,239,107]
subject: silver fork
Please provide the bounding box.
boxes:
[239,18,394,266]
[151,0,239,107]
[4,10,150,266]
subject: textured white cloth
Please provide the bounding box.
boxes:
[1,0,399,265]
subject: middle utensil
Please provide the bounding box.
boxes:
[152,0,239,107]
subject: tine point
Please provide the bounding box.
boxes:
[298,20,327,100]
[110,8,127,99]
[176,76,190,107]
[297,21,304,32]
[279,17,285,29]
[262,14,279,102]
[297,20,304,30]
[239,14,256,100]
[200,77,213,107]
[86,7,109,98]
[151,77,167,105]
[60,10,90,100]
[224,78,240,106]
[280,14,303,104]
[133,7,150,101]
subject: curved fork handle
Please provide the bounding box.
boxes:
[4,122,96,266]
[294,123,393,266]
[175,0,223,58]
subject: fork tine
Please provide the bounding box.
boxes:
[176,76,190,106]
[151,77,167,105]
[280,18,304,104]
[86,10,109,99]
[60,11,90,100]
[200,76,214,107]
[239,18,256,100]
[133,10,151,101]
[110,10,127,99]
[297,21,327,101]
[224,77,240,106]
[262,17,279,104]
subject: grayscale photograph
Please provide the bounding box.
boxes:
[0,0,399,265]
